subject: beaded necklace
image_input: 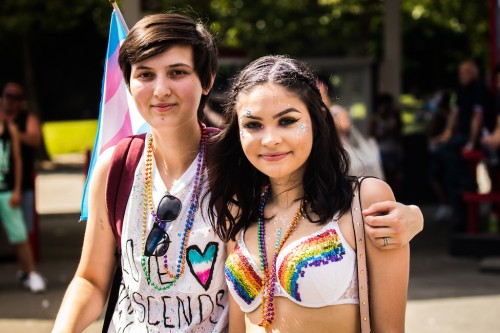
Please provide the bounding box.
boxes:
[141,123,207,290]
[257,186,303,327]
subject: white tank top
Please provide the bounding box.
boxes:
[108,135,228,332]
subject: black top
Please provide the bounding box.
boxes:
[14,111,36,190]
[0,121,14,191]
[455,81,491,136]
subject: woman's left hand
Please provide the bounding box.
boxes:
[362,201,424,249]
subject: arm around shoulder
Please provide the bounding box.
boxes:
[52,148,117,333]
[359,178,410,332]
[362,184,423,249]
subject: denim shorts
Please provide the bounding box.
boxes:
[21,190,35,233]
[0,191,27,244]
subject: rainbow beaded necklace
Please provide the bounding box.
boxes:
[257,186,303,327]
[141,123,207,290]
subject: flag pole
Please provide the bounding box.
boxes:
[109,0,129,33]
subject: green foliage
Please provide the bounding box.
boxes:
[161,0,385,58]
[156,0,489,95]
[0,0,490,67]
[403,0,489,60]
[0,0,493,119]
[401,0,490,93]
[0,0,111,37]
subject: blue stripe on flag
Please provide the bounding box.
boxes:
[80,10,128,221]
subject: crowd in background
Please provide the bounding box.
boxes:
[312,59,500,235]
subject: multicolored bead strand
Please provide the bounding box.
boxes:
[141,123,207,290]
[258,187,303,327]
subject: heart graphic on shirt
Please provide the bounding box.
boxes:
[186,242,219,290]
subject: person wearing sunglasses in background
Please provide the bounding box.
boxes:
[0,83,46,293]
[52,13,422,333]
[1,82,44,288]
[208,55,409,332]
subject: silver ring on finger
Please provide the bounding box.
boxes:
[383,237,390,247]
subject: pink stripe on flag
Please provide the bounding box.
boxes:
[100,109,133,153]
[104,47,122,104]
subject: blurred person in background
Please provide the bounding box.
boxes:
[317,74,351,137]
[443,60,490,153]
[426,91,454,222]
[439,60,492,232]
[318,75,384,180]
[1,82,43,280]
[1,82,42,235]
[0,85,46,293]
[481,65,500,192]
[368,92,403,196]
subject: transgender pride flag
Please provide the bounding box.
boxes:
[80,8,149,221]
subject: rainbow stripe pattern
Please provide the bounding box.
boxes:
[224,243,262,304]
[80,9,149,221]
[278,229,345,301]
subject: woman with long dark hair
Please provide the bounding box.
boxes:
[208,55,409,332]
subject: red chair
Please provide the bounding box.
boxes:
[462,150,500,233]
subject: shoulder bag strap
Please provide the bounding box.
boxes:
[352,177,371,332]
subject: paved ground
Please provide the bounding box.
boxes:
[0,161,500,333]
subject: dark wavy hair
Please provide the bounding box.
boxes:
[118,13,218,118]
[206,55,354,242]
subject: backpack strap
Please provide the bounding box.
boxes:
[102,133,145,333]
[105,133,146,252]
[352,177,371,332]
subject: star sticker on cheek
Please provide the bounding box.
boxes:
[239,129,250,141]
[297,123,310,136]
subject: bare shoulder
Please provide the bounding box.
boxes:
[94,147,115,172]
[88,147,116,190]
[358,177,395,208]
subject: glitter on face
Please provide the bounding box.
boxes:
[297,122,310,136]
[244,108,252,116]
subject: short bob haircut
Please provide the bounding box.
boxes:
[207,55,354,242]
[118,13,218,118]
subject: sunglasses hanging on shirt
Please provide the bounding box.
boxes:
[144,193,182,257]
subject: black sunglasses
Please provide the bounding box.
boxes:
[144,194,182,257]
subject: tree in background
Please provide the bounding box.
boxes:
[0,0,110,118]
[0,0,491,120]
[402,0,490,95]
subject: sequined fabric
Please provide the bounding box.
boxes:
[279,229,345,301]
[224,217,359,312]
